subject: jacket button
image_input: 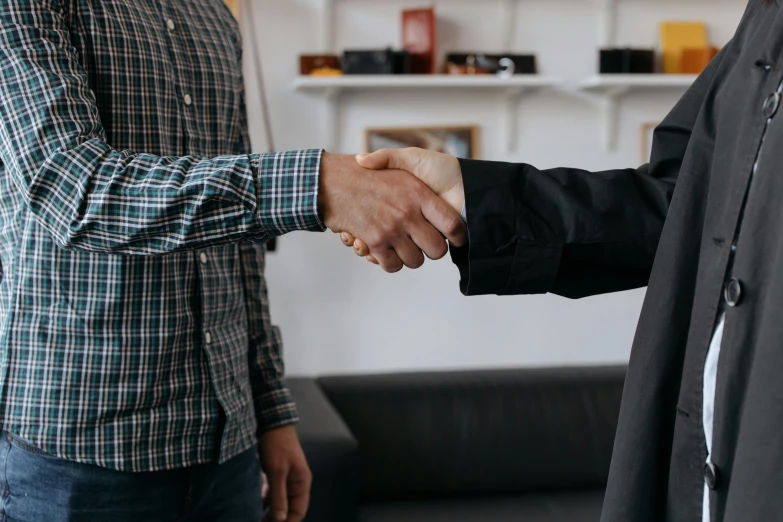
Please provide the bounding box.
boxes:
[704,461,719,490]
[763,92,780,119]
[724,278,743,307]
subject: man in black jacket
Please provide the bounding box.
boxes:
[341,1,782,520]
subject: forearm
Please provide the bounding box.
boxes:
[1,1,324,255]
[11,141,324,254]
[452,45,730,298]
[452,160,668,298]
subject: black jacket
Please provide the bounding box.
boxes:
[451,1,783,520]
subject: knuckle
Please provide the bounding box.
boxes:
[431,242,448,260]
[365,232,385,250]
[382,223,404,243]
[384,261,403,274]
[444,217,462,237]
[270,464,288,477]
[411,182,428,198]
[389,204,408,222]
[402,205,419,222]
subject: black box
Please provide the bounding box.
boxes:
[445,53,537,75]
[599,48,655,74]
[342,49,411,75]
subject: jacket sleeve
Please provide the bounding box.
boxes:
[0,1,324,256]
[450,45,729,299]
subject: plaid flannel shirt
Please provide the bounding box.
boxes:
[0,0,325,472]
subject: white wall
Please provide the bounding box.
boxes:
[242,0,747,376]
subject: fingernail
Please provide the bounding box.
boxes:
[356,153,370,160]
[274,511,287,521]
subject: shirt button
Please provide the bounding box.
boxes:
[199,252,208,265]
[724,278,743,307]
[183,94,193,106]
[763,92,780,119]
[166,19,175,31]
[204,331,212,344]
[704,461,719,490]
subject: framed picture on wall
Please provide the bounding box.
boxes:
[365,125,480,159]
[641,122,659,163]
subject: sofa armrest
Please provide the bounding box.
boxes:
[287,378,359,522]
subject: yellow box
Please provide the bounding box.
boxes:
[660,22,708,74]
[223,0,240,21]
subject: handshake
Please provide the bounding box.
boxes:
[318,147,467,273]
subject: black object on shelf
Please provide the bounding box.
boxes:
[599,48,656,74]
[342,49,411,75]
[446,53,537,75]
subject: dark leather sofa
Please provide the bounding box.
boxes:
[288,365,626,522]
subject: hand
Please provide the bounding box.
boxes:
[319,152,466,272]
[259,425,312,522]
[338,148,465,264]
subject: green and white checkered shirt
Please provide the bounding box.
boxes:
[0,0,325,472]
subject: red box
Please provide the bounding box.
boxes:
[402,8,436,74]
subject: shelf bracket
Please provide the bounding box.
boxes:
[597,86,629,151]
[567,85,629,151]
[503,86,531,153]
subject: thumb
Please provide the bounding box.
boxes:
[268,468,289,521]
[356,148,421,172]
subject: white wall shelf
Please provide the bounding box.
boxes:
[578,74,697,92]
[307,0,705,153]
[295,75,563,153]
[575,74,697,150]
[294,75,560,91]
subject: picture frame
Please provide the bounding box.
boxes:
[641,122,659,163]
[365,125,480,159]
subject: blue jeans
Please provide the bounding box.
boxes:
[0,432,263,522]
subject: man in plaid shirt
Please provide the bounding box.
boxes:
[0,1,465,520]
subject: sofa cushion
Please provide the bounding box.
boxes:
[319,366,625,501]
[358,490,605,522]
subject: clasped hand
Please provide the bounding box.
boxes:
[318,148,465,272]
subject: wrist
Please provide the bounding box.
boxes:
[317,152,331,224]
[443,164,465,215]
[317,152,348,231]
